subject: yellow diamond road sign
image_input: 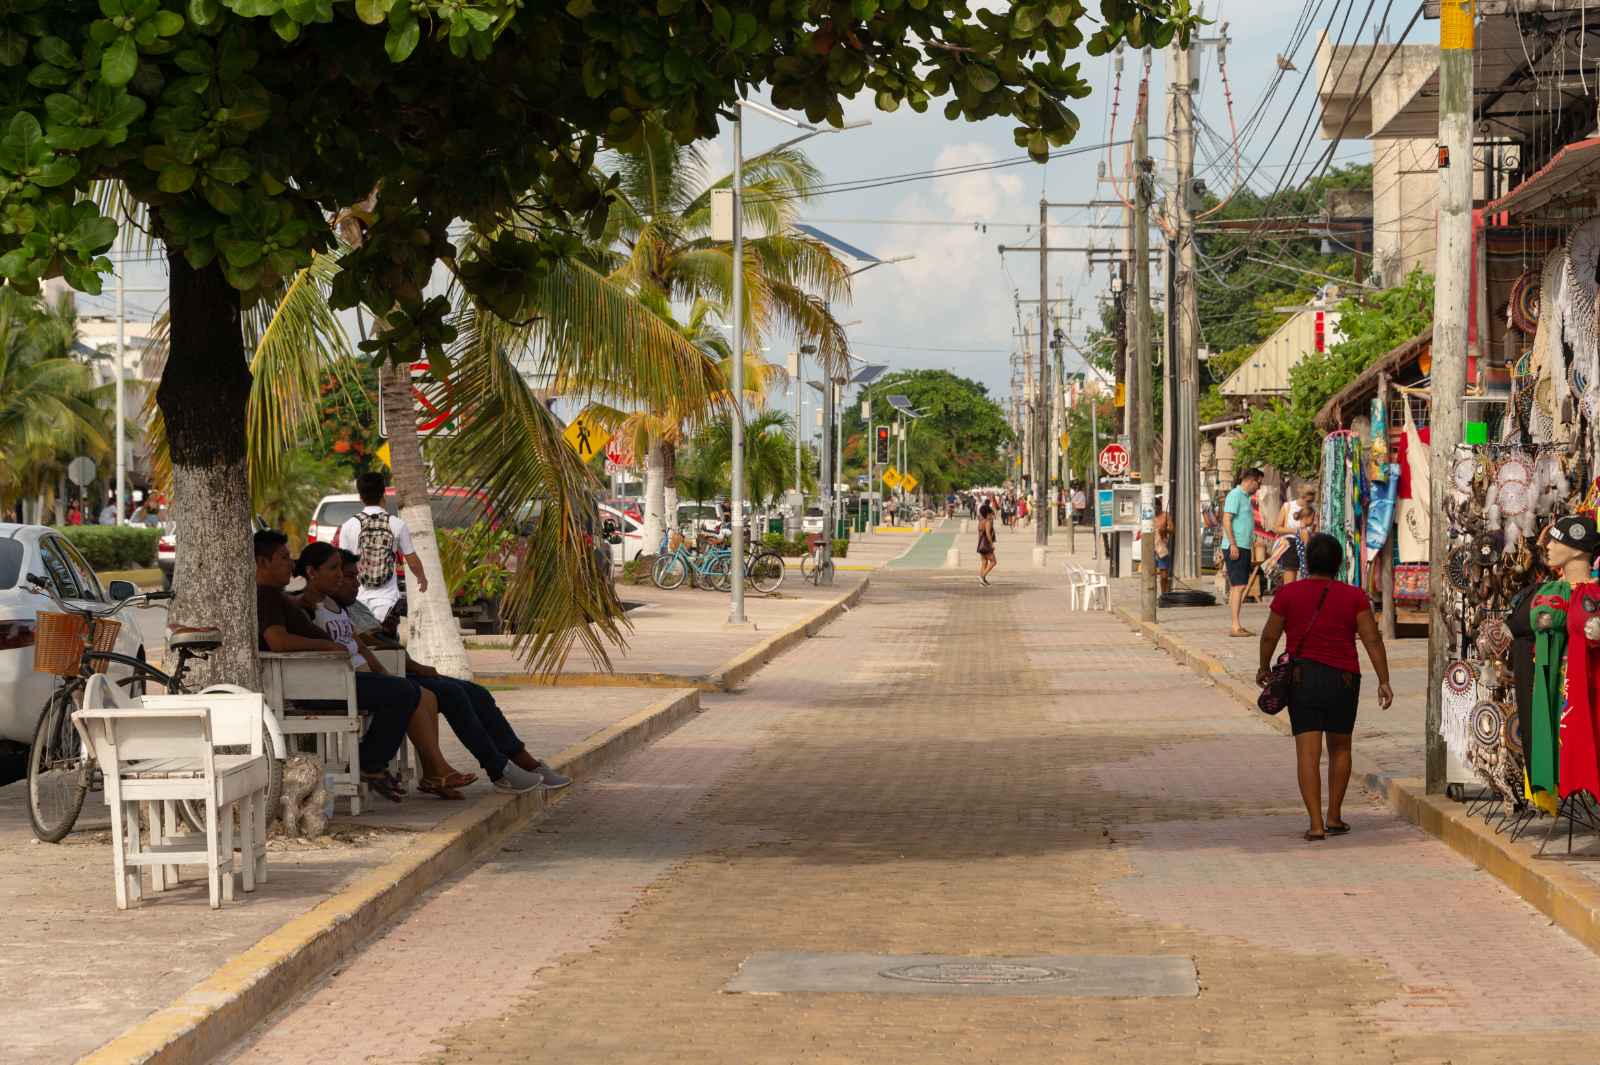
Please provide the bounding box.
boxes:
[882,467,903,489]
[562,407,612,462]
[902,474,919,492]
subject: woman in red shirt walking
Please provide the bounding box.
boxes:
[1256,533,1394,841]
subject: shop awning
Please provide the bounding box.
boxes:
[1485,137,1600,220]
[1314,330,1432,432]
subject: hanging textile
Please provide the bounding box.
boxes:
[1529,580,1571,800]
[1562,220,1600,422]
[1561,582,1600,799]
[1397,400,1430,563]
[1368,396,1389,482]
[1319,432,1360,584]
[1365,467,1398,563]
[1393,563,1429,600]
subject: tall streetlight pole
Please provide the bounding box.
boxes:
[724,101,867,624]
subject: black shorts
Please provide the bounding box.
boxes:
[1225,553,1253,587]
[1288,660,1360,735]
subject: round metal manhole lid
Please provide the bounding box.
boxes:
[879,961,1069,985]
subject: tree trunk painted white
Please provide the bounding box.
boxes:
[54,472,66,525]
[641,438,666,555]
[378,360,471,680]
[662,440,679,534]
[157,256,257,688]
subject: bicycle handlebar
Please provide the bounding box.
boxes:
[25,573,173,618]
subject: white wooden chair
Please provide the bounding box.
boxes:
[259,651,363,815]
[74,677,273,909]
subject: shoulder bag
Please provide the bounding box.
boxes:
[1258,583,1331,715]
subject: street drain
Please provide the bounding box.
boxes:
[725,952,1197,998]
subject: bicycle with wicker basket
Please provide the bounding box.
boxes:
[22,574,278,843]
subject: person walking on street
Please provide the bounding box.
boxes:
[976,502,997,586]
[1071,483,1088,526]
[1223,468,1263,637]
[1256,533,1393,841]
[1153,499,1174,596]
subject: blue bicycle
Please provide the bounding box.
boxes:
[652,530,733,591]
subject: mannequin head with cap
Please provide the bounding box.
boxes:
[1545,514,1600,583]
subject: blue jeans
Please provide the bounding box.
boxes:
[410,674,527,779]
[352,672,421,774]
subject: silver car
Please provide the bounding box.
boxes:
[0,525,146,748]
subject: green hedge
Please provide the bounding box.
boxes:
[52,526,162,569]
[759,533,849,559]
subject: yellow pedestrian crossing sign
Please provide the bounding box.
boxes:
[902,473,919,492]
[883,467,903,489]
[562,407,611,462]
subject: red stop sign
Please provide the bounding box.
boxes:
[1097,443,1130,477]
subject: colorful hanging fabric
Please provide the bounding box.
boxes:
[1530,580,1572,799]
[1397,401,1430,563]
[1561,583,1600,799]
[1368,396,1389,482]
[1365,465,1398,563]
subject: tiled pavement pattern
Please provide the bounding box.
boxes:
[231,526,1600,1064]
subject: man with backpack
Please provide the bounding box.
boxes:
[338,471,429,623]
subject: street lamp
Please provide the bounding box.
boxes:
[720,102,868,624]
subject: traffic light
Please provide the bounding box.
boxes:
[875,426,890,464]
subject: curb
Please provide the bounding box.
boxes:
[1109,606,1600,960]
[77,688,703,1065]
[476,579,871,694]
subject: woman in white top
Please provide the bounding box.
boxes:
[1275,485,1317,537]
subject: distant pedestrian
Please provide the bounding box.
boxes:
[65,503,82,526]
[1223,467,1262,637]
[1071,484,1088,525]
[98,497,117,525]
[976,502,997,586]
[1256,533,1393,841]
[1152,498,1174,596]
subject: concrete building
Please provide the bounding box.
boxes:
[1219,300,1344,399]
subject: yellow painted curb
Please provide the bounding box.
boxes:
[76,688,702,1065]
[1110,607,1600,961]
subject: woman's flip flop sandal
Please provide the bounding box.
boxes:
[1326,822,1351,835]
[418,777,466,800]
[362,772,406,803]
[1304,830,1326,841]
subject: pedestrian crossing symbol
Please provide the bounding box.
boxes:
[562,408,612,462]
[902,473,919,492]
[883,467,903,489]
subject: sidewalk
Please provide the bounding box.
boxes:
[0,543,889,1064]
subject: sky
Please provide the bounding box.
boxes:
[86,1,1442,441]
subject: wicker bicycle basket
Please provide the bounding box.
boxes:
[32,612,120,677]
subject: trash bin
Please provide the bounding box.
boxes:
[835,519,850,540]
[767,516,784,537]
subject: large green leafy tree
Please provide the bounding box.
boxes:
[841,369,1013,489]
[3,0,1193,682]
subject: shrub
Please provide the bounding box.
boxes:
[832,538,849,559]
[761,532,786,550]
[52,526,162,569]
[622,554,657,584]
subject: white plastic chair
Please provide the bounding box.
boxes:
[1063,561,1087,609]
[259,651,363,815]
[1078,564,1109,611]
[74,677,272,909]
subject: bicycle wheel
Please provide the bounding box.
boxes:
[28,683,89,843]
[749,551,785,594]
[654,554,688,591]
[705,553,732,592]
[800,552,817,579]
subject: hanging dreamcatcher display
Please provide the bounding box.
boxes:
[1509,266,1541,334]
[1442,660,1479,762]
[1562,219,1600,419]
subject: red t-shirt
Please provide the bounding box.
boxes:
[1269,578,1371,674]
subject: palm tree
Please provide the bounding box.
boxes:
[690,410,804,509]
[0,290,110,520]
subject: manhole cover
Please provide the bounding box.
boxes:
[725,952,1197,998]
[880,961,1068,985]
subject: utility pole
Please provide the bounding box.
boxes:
[1133,63,1158,624]
[1036,197,1050,550]
[1171,28,1202,582]
[1426,0,1474,794]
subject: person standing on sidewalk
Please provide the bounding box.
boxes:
[1152,499,1174,596]
[976,502,997,586]
[1256,533,1394,841]
[1223,468,1262,637]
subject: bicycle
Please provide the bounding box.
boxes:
[802,537,834,586]
[652,530,733,591]
[744,546,786,593]
[23,575,283,843]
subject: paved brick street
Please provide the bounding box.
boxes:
[225,525,1600,1064]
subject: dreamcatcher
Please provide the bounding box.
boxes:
[1469,699,1524,805]
[1509,267,1541,334]
[1562,219,1600,418]
[1442,660,1479,760]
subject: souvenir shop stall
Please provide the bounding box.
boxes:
[1313,330,1436,635]
[1423,142,1600,842]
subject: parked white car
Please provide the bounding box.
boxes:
[600,504,647,563]
[0,525,146,747]
[801,506,826,535]
[676,502,722,535]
